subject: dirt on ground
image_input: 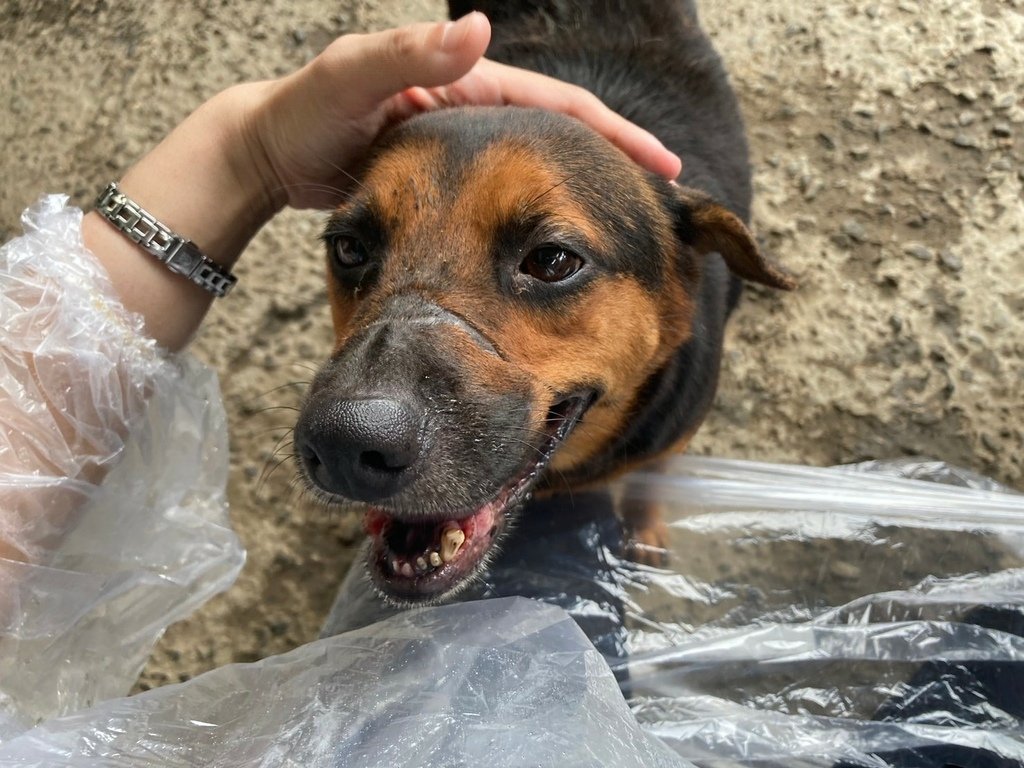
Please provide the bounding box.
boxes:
[1,0,1021,690]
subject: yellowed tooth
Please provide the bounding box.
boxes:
[428,551,442,567]
[440,528,466,563]
[415,556,428,571]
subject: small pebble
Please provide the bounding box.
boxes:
[991,122,1012,137]
[802,177,824,201]
[291,28,307,44]
[951,133,977,148]
[938,249,963,272]
[903,243,933,261]
[994,93,1015,110]
[849,144,870,160]
[841,219,867,242]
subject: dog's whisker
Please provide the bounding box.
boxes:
[247,404,301,416]
[255,452,298,498]
[248,381,311,403]
[291,362,321,376]
[526,164,597,207]
[265,430,298,466]
[308,150,368,194]
[252,425,295,438]
[270,181,356,204]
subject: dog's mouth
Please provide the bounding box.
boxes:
[364,391,595,604]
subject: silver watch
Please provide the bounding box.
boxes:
[94,182,237,298]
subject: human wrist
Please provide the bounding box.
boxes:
[115,86,280,270]
[82,85,282,350]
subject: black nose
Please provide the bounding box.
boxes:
[296,398,423,501]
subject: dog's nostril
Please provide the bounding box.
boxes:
[360,449,406,474]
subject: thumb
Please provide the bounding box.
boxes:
[338,12,491,107]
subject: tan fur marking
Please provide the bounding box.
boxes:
[326,139,446,351]
[324,134,702,482]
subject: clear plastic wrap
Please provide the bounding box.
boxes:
[326,456,1024,767]
[0,196,244,736]
[3,197,1021,766]
[0,597,691,768]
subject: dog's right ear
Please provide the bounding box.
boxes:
[671,186,796,290]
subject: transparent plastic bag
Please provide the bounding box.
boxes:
[326,456,1024,767]
[0,197,244,736]
[4,197,1021,765]
[0,598,691,768]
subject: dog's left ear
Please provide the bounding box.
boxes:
[671,186,797,290]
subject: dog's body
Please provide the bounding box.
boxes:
[295,0,792,603]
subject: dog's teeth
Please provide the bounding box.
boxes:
[415,556,428,573]
[400,562,414,578]
[440,528,466,563]
[390,557,401,574]
[428,551,442,567]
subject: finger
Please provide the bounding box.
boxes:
[396,58,682,180]
[471,59,682,179]
[319,12,492,109]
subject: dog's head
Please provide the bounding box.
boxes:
[295,107,792,604]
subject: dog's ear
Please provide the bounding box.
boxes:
[671,186,796,290]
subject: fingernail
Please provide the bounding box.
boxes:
[639,131,682,179]
[441,12,478,52]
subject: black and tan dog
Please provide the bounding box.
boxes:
[295,0,794,604]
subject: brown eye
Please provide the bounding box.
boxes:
[520,245,584,282]
[333,236,368,268]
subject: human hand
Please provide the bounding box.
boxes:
[84,12,681,351]
[235,11,682,210]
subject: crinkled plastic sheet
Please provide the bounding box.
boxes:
[3,199,1022,768]
[0,197,243,736]
[326,456,1024,767]
[0,597,690,768]
[2,456,1019,767]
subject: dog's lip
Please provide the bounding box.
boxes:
[364,390,596,602]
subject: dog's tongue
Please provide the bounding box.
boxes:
[364,503,496,578]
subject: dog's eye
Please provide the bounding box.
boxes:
[520,245,584,282]
[333,236,368,268]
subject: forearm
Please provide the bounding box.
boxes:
[1,196,175,564]
[82,85,279,352]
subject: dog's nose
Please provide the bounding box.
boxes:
[297,398,423,501]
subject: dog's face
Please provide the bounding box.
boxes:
[295,107,791,604]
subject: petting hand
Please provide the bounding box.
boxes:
[235,11,682,210]
[84,12,680,351]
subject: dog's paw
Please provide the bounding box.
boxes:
[621,500,671,568]
[624,522,670,567]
